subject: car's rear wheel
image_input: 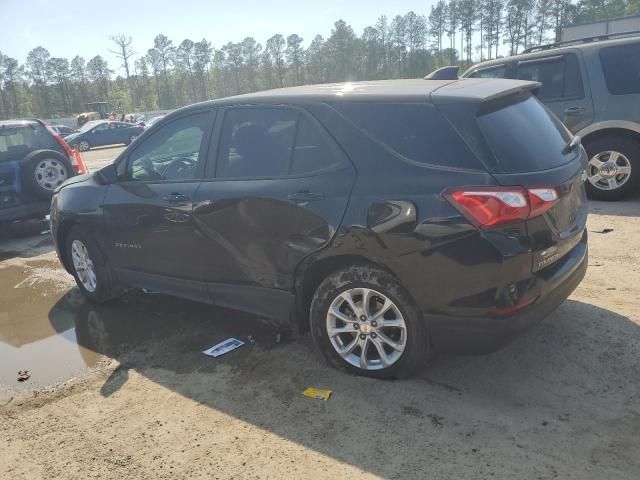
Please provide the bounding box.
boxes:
[78,140,90,152]
[65,225,119,304]
[310,265,430,379]
[126,134,137,145]
[584,136,640,201]
[21,150,72,200]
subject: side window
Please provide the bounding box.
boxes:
[467,66,506,78]
[127,111,210,182]
[216,108,297,178]
[334,102,482,170]
[517,54,584,101]
[599,43,640,95]
[291,115,346,175]
[93,123,109,133]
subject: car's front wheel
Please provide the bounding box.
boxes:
[584,136,640,201]
[310,265,430,379]
[78,140,91,152]
[65,225,119,304]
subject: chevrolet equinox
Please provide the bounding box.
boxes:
[51,78,589,378]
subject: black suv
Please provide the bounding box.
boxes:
[51,79,588,378]
[1,119,78,224]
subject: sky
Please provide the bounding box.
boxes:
[0,0,436,76]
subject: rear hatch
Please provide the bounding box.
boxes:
[434,81,587,272]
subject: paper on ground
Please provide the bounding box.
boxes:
[202,338,245,358]
[302,387,332,401]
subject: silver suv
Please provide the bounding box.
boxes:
[463,33,640,201]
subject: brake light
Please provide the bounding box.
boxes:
[444,186,558,229]
[528,188,559,217]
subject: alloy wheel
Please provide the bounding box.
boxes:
[78,140,90,152]
[326,288,407,370]
[71,240,97,293]
[588,150,632,191]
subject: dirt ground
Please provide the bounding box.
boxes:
[1,193,639,479]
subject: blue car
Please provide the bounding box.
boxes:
[65,120,144,152]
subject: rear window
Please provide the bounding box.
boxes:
[0,124,59,160]
[477,93,575,173]
[599,43,640,95]
[333,102,481,170]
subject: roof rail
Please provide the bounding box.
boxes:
[522,30,640,53]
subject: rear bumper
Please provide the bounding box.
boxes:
[429,232,588,354]
[0,200,50,223]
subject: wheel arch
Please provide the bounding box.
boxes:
[578,124,640,148]
[56,219,80,273]
[294,253,406,333]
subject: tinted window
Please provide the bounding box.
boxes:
[467,66,506,78]
[600,43,640,95]
[216,108,297,178]
[291,115,346,174]
[334,102,481,170]
[127,111,210,181]
[478,93,575,173]
[517,54,584,100]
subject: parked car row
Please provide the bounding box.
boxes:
[6,33,636,378]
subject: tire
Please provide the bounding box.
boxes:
[65,225,119,304]
[126,135,137,145]
[77,140,91,152]
[21,150,73,200]
[584,136,640,201]
[310,265,430,379]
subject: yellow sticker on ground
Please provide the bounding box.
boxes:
[302,387,332,401]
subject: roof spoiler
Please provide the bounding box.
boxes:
[424,66,459,80]
[476,82,543,114]
[482,81,542,102]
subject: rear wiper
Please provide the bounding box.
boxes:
[562,135,581,154]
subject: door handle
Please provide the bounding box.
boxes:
[287,191,325,204]
[163,193,189,203]
[564,107,585,116]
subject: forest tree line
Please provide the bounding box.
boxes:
[0,0,638,119]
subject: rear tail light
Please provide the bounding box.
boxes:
[46,126,85,174]
[47,126,74,159]
[444,186,558,229]
[528,188,559,217]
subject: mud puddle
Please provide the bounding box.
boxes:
[0,265,103,390]
[1,262,280,395]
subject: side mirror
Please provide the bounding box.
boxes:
[94,163,119,185]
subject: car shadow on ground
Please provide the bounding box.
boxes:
[0,218,53,260]
[48,290,640,478]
